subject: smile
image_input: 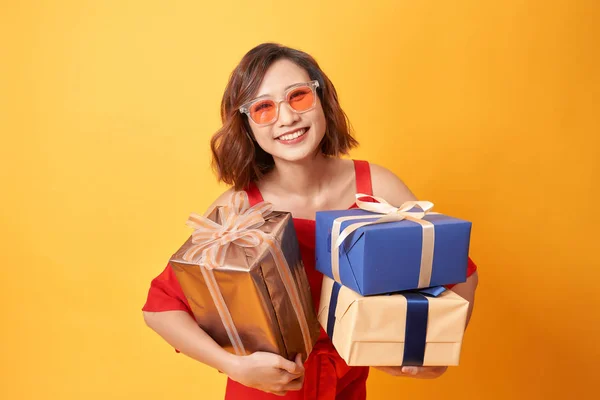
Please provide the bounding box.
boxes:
[276,128,307,141]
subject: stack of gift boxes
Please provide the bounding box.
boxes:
[167,191,472,367]
[315,195,472,367]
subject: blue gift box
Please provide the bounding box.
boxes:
[315,208,471,296]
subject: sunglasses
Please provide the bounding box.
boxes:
[239,80,320,126]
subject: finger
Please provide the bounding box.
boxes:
[295,352,307,366]
[401,366,447,378]
[284,375,304,391]
[278,356,303,375]
[374,366,402,376]
[401,366,420,376]
[270,391,287,397]
[294,354,305,372]
[281,371,304,386]
[284,381,303,391]
[427,366,448,377]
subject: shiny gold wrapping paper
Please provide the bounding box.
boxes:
[170,206,320,361]
[318,276,469,366]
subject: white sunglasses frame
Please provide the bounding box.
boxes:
[238,80,320,126]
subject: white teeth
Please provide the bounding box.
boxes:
[278,128,306,141]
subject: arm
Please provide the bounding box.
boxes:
[142,188,305,395]
[451,271,479,328]
[143,310,305,394]
[143,310,237,371]
[369,164,479,379]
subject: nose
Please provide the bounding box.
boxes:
[276,101,300,126]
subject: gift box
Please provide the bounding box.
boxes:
[315,195,472,295]
[318,276,469,366]
[169,192,320,361]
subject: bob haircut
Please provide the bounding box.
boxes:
[210,43,359,190]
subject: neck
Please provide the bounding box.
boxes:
[267,152,334,198]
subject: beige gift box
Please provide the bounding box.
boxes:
[318,276,469,366]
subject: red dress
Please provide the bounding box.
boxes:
[142,160,478,400]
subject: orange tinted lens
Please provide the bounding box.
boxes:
[287,86,315,112]
[249,100,277,124]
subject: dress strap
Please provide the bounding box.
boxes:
[353,160,373,196]
[244,181,265,206]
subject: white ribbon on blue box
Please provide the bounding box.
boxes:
[315,194,472,296]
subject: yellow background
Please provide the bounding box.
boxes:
[2,0,598,399]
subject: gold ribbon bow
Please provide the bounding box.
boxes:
[182,191,313,356]
[331,194,437,289]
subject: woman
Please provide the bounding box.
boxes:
[142,43,479,399]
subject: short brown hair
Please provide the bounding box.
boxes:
[210,43,359,190]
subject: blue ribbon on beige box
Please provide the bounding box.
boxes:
[326,282,446,366]
[331,194,440,289]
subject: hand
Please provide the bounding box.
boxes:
[374,365,448,379]
[227,352,305,396]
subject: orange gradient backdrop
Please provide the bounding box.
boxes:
[1,1,598,399]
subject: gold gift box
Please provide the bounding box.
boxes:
[318,276,469,366]
[170,206,320,361]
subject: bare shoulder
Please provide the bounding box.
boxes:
[369,163,417,205]
[203,188,235,216]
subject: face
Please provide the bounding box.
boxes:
[245,59,327,163]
